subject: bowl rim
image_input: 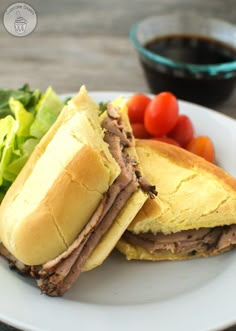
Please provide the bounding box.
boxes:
[130,14,236,76]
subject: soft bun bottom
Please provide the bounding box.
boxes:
[116,239,232,261]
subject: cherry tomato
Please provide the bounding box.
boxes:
[127,94,151,123]
[186,136,215,163]
[154,136,180,147]
[168,115,194,147]
[144,92,179,136]
[131,123,151,139]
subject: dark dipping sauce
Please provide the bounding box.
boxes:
[141,35,236,107]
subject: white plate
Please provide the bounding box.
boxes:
[1,92,236,331]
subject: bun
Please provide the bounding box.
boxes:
[128,139,236,235]
[0,86,120,265]
[117,139,236,261]
[117,238,232,261]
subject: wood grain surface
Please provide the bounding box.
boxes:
[0,0,236,117]
[0,0,235,330]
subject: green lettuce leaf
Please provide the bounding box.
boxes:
[0,84,41,118]
[30,87,64,139]
[0,85,64,201]
[9,97,35,137]
[0,116,18,185]
[3,138,39,183]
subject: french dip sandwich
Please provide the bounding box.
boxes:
[117,139,236,261]
[0,87,156,296]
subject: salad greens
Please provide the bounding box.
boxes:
[0,84,41,118]
[98,101,108,114]
[30,87,64,139]
[0,84,64,201]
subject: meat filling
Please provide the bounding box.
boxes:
[123,225,236,256]
[0,104,156,296]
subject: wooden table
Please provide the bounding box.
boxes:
[0,0,235,330]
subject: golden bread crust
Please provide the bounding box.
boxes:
[128,140,236,234]
[136,139,236,191]
[116,238,232,261]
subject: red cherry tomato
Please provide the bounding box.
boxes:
[186,136,215,163]
[127,94,151,123]
[131,123,151,139]
[154,136,180,146]
[168,115,194,147]
[144,92,179,136]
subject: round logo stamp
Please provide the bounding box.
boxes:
[3,2,37,37]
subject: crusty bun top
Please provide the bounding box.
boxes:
[128,139,236,235]
[0,86,120,265]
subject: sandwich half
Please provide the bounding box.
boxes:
[0,87,156,296]
[117,139,236,261]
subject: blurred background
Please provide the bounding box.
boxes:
[0,0,235,118]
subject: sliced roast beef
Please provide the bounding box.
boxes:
[39,180,139,296]
[102,117,131,147]
[123,225,236,256]
[217,225,236,251]
[0,103,156,296]
[135,173,157,199]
